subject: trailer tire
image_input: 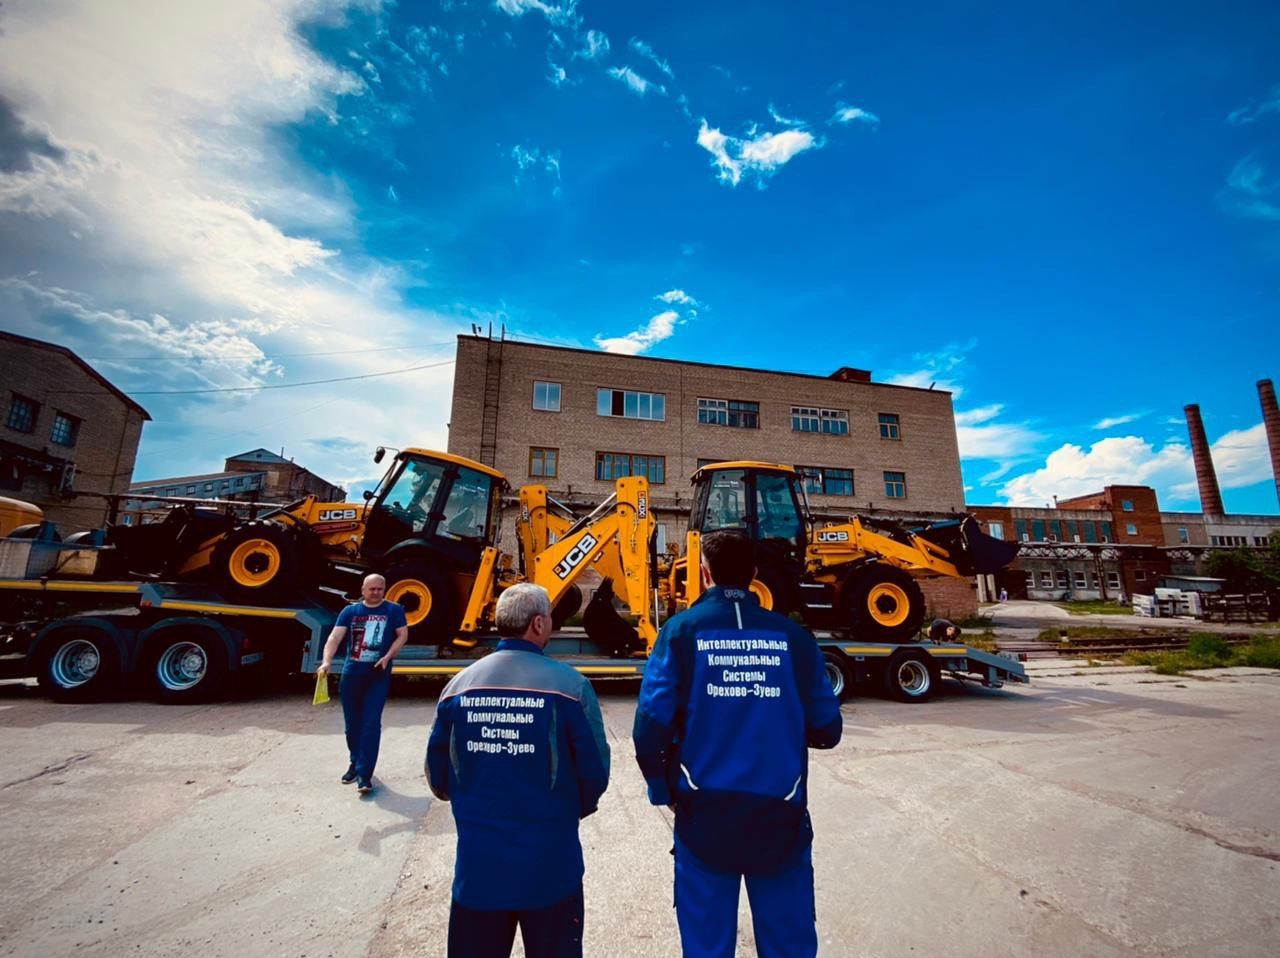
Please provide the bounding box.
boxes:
[142,628,229,704]
[35,625,119,703]
[883,650,938,703]
[385,560,458,646]
[212,522,301,603]
[822,650,853,701]
[843,565,926,642]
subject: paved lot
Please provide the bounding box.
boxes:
[1,662,1277,957]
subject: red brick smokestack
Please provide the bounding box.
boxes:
[1259,379,1280,510]
[1184,404,1225,516]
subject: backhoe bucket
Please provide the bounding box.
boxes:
[581,578,643,658]
[913,516,1020,576]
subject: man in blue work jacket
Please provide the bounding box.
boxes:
[426,583,611,958]
[634,530,843,958]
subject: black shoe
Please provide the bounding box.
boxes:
[357,777,373,795]
[341,765,358,785]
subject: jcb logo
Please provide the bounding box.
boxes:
[817,530,850,542]
[637,496,648,519]
[320,508,358,521]
[553,533,598,580]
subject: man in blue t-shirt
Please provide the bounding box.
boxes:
[426,583,610,958]
[318,573,409,795]
[634,530,843,958]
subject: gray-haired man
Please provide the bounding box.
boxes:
[426,583,611,958]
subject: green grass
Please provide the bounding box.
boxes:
[1123,634,1280,674]
[1056,600,1134,616]
[1037,625,1133,642]
[952,614,995,629]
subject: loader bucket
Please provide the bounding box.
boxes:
[913,516,1020,576]
[582,578,643,658]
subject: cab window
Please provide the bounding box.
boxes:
[384,458,446,534]
[440,467,493,541]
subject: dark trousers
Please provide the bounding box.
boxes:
[674,836,817,958]
[338,662,391,779]
[447,886,584,958]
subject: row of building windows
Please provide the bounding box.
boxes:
[6,393,80,447]
[532,447,908,497]
[1027,570,1125,590]
[1209,534,1271,547]
[532,381,904,438]
[134,475,262,497]
[1014,518,1115,543]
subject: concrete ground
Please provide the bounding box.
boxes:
[0,661,1277,958]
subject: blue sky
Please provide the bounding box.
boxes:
[1,0,1277,511]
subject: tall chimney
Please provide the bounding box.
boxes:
[1259,379,1280,510]
[1184,404,1225,516]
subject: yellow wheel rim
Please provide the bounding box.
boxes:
[749,579,774,610]
[867,582,910,627]
[228,538,282,588]
[387,578,433,627]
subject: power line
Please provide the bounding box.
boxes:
[56,358,456,396]
[84,340,456,362]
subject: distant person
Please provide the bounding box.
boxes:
[633,530,842,958]
[929,618,960,643]
[998,587,1008,603]
[427,583,610,958]
[317,573,409,795]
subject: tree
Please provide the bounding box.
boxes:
[1204,531,1280,594]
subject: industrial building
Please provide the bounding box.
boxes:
[0,330,150,531]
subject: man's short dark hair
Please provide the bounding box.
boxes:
[700,530,756,588]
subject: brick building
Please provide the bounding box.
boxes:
[223,448,345,503]
[448,334,977,618]
[1,330,150,531]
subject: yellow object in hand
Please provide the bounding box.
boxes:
[312,672,331,705]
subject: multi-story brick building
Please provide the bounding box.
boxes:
[448,333,977,618]
[1,330,150,531]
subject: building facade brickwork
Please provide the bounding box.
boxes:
[0,331,149,532]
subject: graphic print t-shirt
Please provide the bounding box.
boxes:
[336,601,408,663]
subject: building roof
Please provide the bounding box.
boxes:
[130,469,266,490]
[0,330,152,420]
[226,448,292,464]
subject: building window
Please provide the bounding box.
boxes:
[697,397,759,428]
[1177,526,1189,544]
[185,485,196,494]
[696,458,725,470]
[166,487,178,496]
[533,380,561,412]
[595,452,665,484]
[791,406,849,435]
[1032,519,1046,541]
[878,413,901,440]
[1106,571,1121,590]
[1100,522,1113,542]
[1039,571,1053,588]
[204,483,214,492]
[988,521,1004,539]
[1125,523,1138,536]
[1121,499,1134,512]
[883,471,906,499]
[529,447,558,478]
[5,394,38,433]
[1256,536,1270,547]
[1134,569,1146,582]
[234,477,245,489]
[1025,572,1036,591]
[799,466,854,497]
[50,412,80,446]
[1015,519,1028,542]
[1073,571,1088,589]
[1067,519,1079,542]
[1056,569,1069,589]
[597,388,665,421]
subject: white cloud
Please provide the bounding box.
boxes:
[1226,86,1280,126]
[608,66,665,97]
[511,143,561,191]
[658,289,696,306]
[579,30,610,60]
[628,38,674,78]
[1093,412,1144,430]
[547,61,568,86]
[885,341,974,397]
[495,0,571,22]
[594,309,679,355]
[1210,423,1273,491]
[1221,154,1280,221]
[831,103,879,125]
[953,404,1042,461]
[696,119,820,188]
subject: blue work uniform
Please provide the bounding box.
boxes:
[633,586,842,958]
[336,599,407,781]
[426,639,611,958]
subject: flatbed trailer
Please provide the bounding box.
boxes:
[0,576,1028,703]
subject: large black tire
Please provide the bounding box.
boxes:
[822,649,853,701]
[385,560,459,646]
[35,626,119,703]
[211,522,301,604]
[842,565,926,642]
[141,628,229,704]
[883,650,939,703]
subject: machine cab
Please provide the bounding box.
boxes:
[361,449,507,565]
[690,462,808,555]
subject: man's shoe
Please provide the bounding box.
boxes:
[357,778,374,795]
[341,764,358,785]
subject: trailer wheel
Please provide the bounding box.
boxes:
[843,565,926,642]
[884,650,938,703]
[36,627,118,703]
[386,560,458,645]
[822,650,852,701]
[212,522,300,603]
[144,630,228,704]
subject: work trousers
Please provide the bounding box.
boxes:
[447,885,584,958]
[673,836,817,958]
[339,661,391,779]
